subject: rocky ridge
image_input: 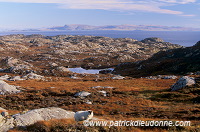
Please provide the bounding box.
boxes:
[114,41,200,77]
[0,34,182,75]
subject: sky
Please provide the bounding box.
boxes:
[0,0,199,29]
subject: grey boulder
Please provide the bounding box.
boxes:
[171,76,195,91]
[0,80,20,95]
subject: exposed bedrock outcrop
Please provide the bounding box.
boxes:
[113,41,200,77]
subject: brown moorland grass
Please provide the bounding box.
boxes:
[1,76,200,132]
[7,78,177,92]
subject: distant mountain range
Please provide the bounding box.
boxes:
[34,24,200,31]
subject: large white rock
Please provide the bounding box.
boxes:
[0,107,75,132]
[0,117,14,132]
[171,76,195,91]
[74,110,93,121]
[0,80,20,95]
[13,107,75,127]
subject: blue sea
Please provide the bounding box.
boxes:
[0,30,199,47]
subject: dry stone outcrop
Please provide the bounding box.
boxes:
[0,75,10,80]
[0,34,182,73]
[0,80,20,95]
[13,107,75,127]
[0,107,75,132]
[22,72,45,80]
[171,76,196,91]
[0,57,33,74]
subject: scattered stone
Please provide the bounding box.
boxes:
[74,91,91,97]
[85,100,92,105]
[1,57,19,67]
[144,75,178,80]
[90,86,114,89]
[187,71,200,75]
[49,62,58,67]
[104,86,115,89]
[171,76,196,91]
[144,76,158,80]
[112,75,125,80]
[0,80,20,95]
[8,76,24,81]
[70,76,80,79]
[98,90,107,96]
[162,75,177,79]
[0,57,33,74]
[116,54,134,62]
[22,72,44,80]
[49,87,56,89]
[9,64,31,74]
[0,75,10,80]
[56,66,70,72]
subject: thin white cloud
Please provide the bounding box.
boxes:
[158,0,196,4]
[0,0,195,16]
[0,0,61,3]
[181,14,196,17]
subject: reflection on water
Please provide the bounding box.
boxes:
[68,67,113,74]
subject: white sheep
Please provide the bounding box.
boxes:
[74,110,93,121]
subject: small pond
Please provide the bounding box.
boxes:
[68,67,114,74]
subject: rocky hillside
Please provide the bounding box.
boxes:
[0,34,200,132]
[113,41,200,77]
[0,34,181,75]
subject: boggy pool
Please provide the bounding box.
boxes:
[68,67,114,74]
